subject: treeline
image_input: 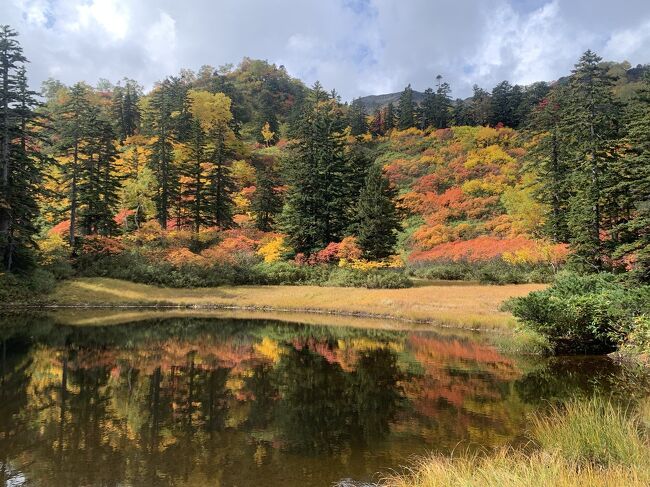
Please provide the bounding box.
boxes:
[352,61,648,135]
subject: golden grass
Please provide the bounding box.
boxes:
[45,277,545,330]
[383,450,649,487]
[383,397,650,487]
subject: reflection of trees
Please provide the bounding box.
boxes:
[3,314,640,486]
[515,357,650,404]
[274,345,402,454]
[0,337,33,486]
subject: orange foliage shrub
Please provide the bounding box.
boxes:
[409,236,546,263]
[80,235,125,256]
[164,248,206,266]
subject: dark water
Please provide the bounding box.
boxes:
[0,312,643,487]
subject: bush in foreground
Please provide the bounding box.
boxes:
[504,272,650,353]
[382,397,650,487]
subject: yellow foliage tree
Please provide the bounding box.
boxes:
[261,121,275,147]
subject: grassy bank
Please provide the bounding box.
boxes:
[30,277,545,331]
[383,396,650,487]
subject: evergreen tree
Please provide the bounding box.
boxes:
[205,125,235,229]
[252,165,282,231]
[56,82,95,246]
[344,141,372,226]
[354,165,400,260]
[432,76,452,129]
[369,108,384,136]
[146,80,179,229]
[0,29,46,271]
[420,88,435,129]
[470,85,492,126]
[348,98,368,136]
[182,118,208,232]
[77,115,120,236]
[281,82,349,254]
[397,84,415,129]
[612,74,650,281]
[384,102,396,131]
[111,78,141,142]
[563,50,621,270]
[528,87,571,243]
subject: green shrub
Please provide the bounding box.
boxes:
[505,272,650,353]
[409,259,555,285]
[75,251,412,289]
[0,269,57,303]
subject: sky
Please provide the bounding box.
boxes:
[6,0,650,100]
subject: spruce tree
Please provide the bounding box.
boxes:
[0,31,46,271]
[56,82,94,246]
[182,118,208,232]
[528,86,571,243]
[348,98,368,136]
[384,102,396,131]
[612,74,650,281]
[397,84,415,129]
[354,165,400,260]
[281,82,349,254]
[146,80,179,230]
[369,108,383,136]
[432,76,452,129]
[205,115,235,229]
[563,50,621,270]
[252,165,282,231]
[420,88,435,129]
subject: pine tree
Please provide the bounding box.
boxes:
[252,165,282,231]
[563,50,621,270]
[348,98,368,136]
[354,165,400,260]
[281,82,349,254]
[397,84,415,129]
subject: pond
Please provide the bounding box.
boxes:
[0,312,643,486]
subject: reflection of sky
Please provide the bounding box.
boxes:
[6,0,650,100]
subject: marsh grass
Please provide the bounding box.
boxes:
[532,397,649,467]
[43,277,544,331]
[383,397,650,487]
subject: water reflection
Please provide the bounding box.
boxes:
[0,313,641,487]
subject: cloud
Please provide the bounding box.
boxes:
[6,0,650,100]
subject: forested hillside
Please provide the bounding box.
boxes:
[1,24,650,297]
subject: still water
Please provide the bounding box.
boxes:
[0,312,641,486]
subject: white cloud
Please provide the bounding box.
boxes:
[6,0,650,100]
